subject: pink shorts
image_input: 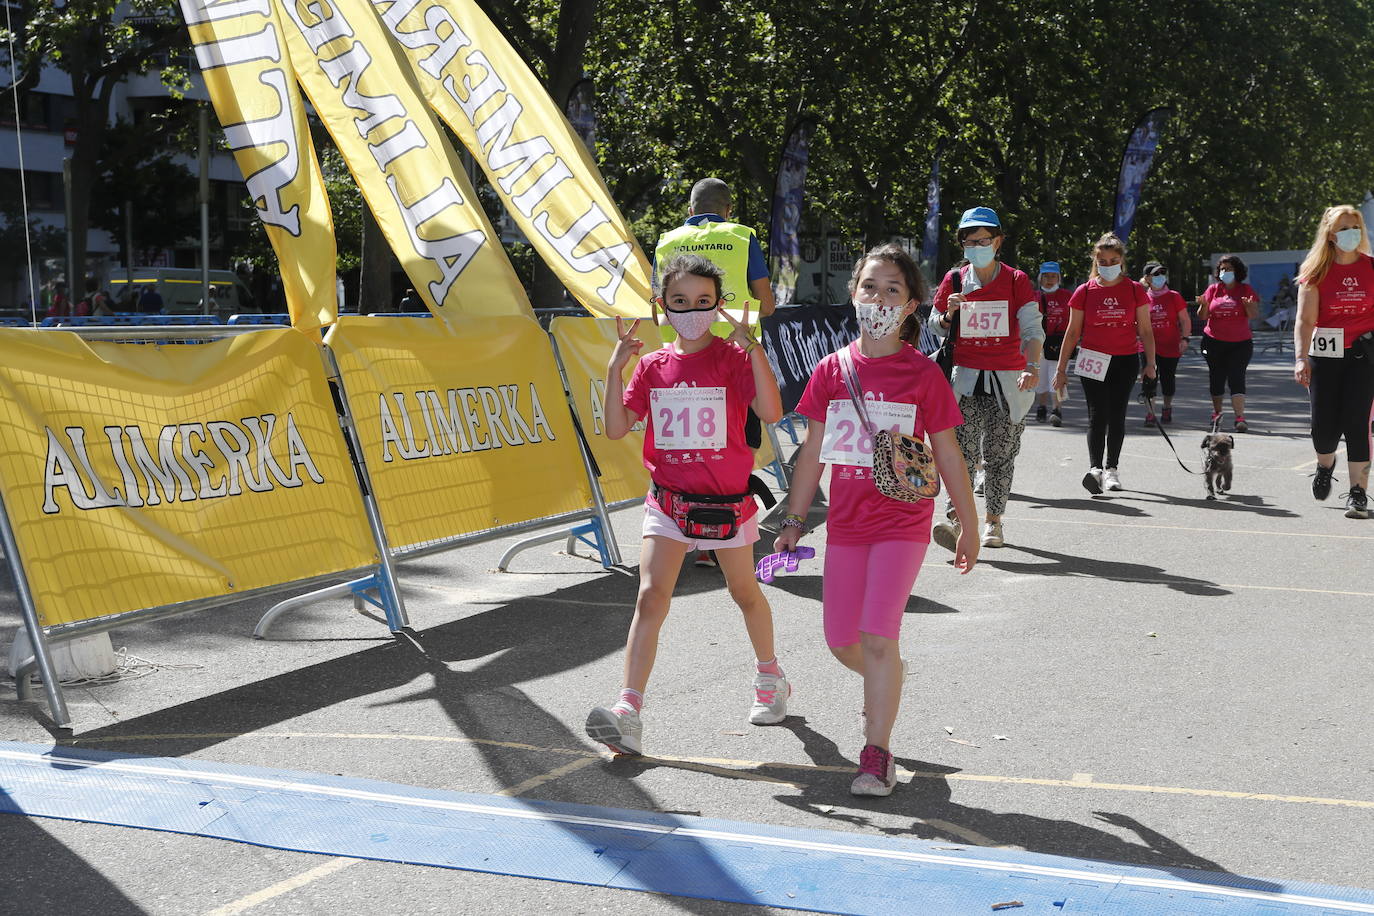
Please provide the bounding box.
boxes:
[642,502,760,551]
[822,541,928,647]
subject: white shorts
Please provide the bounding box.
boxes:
[1034,365,1055,394]
[642,502,760,551]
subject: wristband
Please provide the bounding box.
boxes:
[780,513,805,531]
[1024,361,1040,370]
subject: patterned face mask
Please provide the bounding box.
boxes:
[855,302,905,340]
[664,307,717,341]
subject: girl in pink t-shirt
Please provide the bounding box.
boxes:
[585,255,785,757]
[1196,254,1261,431]
[775,244,978,798]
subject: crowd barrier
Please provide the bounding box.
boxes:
[0,324,396,728]
[38,314,222,328]
[2,314,807,727]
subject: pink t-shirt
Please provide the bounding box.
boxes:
[1310,255,1374,344]
[932,264,1038,370]
[624,337,758,518]
[796,342,962,546]
[1040,288,1073,336]
[1069,279,1147,355]
[1202,282,1257,341]
[1146,289,1189,358]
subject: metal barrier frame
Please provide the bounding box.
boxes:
[2,325,406,729]
[253,321,631,637]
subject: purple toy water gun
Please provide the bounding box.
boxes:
[755,546,816,583]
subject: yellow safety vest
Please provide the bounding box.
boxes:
[654,219,757,307]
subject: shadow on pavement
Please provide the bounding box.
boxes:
[59,571,759,915]
[976,544,1230,597]
[769,718,1279,889]
[0,787,145,915]
[1123,490,1298,518]
[1007,493,1152,517]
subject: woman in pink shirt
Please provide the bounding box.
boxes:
[1051,233,1157,494]
[586,255,786,756]
[1294,205,1374,518]
[776,244,977,797]
[1139,262,1192,426]
[1197,255,1260,431]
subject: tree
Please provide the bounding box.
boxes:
[9,1,188,287]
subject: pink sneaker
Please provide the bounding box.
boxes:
[850,744,896,796]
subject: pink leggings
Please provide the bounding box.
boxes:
[822,541,928,647]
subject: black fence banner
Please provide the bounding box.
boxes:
[760,303,859,413]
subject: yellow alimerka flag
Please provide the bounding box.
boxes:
[274,0,532,320]
[373,0,653,318]
[0,328,376,628]
[326,315,590,549]
[179,0,337,331]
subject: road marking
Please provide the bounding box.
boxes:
[495,757,597,797]
[1010,515,1374,542]
[1072,772,1094,784]
[203,856,358,916]
[71,732,1374,811]
[1292,457,1320,471]
[195,753,596,914]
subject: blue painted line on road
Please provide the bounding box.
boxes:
[0,741,1371,915]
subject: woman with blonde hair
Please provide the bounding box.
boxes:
[1051,233,1156,493]
[1294,205,1374,518]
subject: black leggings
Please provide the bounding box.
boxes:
[1141,353,1180,399]
[1309,349,1374,462]
[1200,334,1252,396]
[1080,353,1139,469]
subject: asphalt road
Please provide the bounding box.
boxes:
[2,332,1371,915]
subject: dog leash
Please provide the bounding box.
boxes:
[1139,392,1201,475]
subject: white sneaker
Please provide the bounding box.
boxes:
[1082,467,1104,494]
[981,521,1004,548]
[585,703,642,755]
[749,671,791,725]
[932,517,960,553]
[1103,468,1123,491]
[972,468,986,495]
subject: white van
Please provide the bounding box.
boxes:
[108,268,255,315]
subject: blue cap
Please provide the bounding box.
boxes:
[1039,261,1061,275]
[958,206,1001,230]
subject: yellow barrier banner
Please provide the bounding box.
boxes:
[549,318,778,506]
[326,316,590,547]
[179,0,338,331]
[274,0,532,320]
[548,316,652,504]
[375,0,654,318]
[0,328,376,628]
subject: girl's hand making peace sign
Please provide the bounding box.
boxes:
[609,316,644,372]
[716,301,757,350]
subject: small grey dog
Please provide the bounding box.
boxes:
[1201,433,1235,499]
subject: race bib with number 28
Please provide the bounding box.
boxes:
[819,399,917,468]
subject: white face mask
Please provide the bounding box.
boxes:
[1097,264,1122,282]
[1335,227,1363,252]
[1040,283,1060,293]
[856,302,905,340]
[664,308,716,341]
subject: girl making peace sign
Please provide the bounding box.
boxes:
[586,255,787,756]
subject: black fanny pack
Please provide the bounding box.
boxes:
[1043,334,1065,361]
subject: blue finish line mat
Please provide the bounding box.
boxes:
[0,742,1371,915]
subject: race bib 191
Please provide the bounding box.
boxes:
[819,399,917,468]
[650,387,726,450]
[1074,347,1111,381]
[962,299,1010,339]
[1311,327,1344,358]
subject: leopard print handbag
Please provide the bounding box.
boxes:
[837,346,941,503]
